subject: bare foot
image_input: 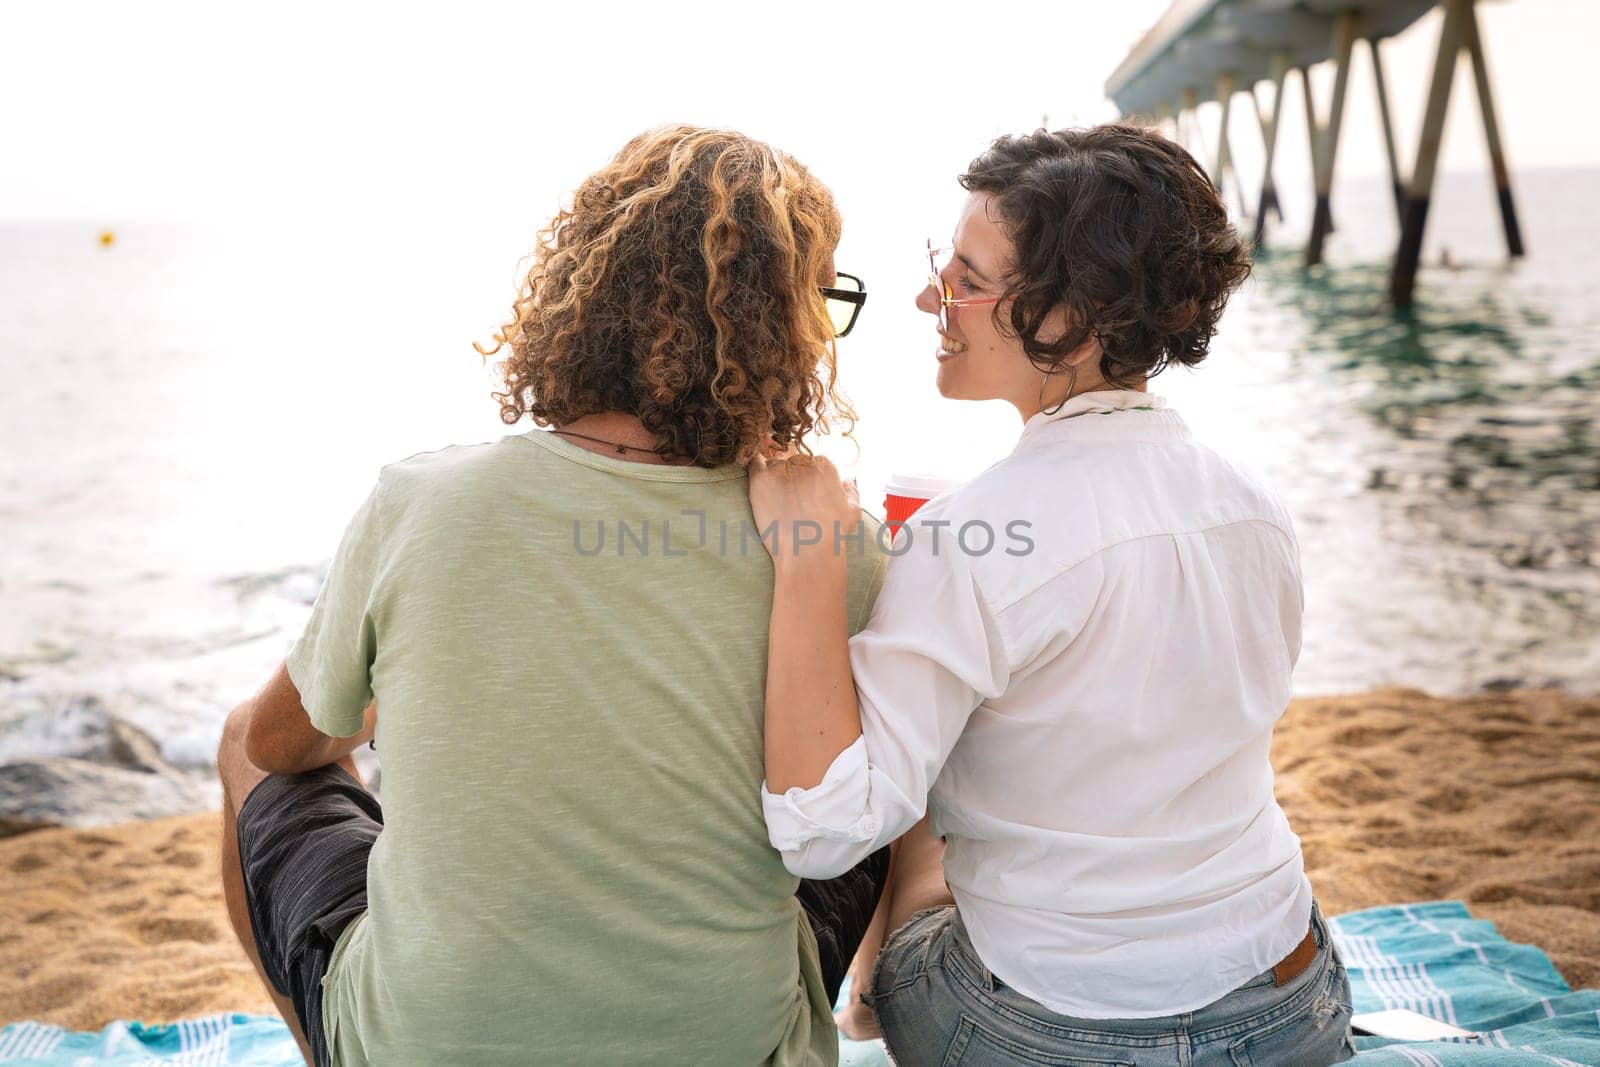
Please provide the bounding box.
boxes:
[835,996,883,1042]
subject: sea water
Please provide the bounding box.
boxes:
[2,168,1596,771]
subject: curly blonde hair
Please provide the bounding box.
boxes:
[477,125,854,468]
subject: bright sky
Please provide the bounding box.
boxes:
[3,0,1593,226]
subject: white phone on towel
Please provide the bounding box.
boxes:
[1351,1009,1476,1040]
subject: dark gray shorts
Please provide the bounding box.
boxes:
[235,763,887,1066]
[235,764,377,1067]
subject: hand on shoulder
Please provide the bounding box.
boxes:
[746,451,860,569]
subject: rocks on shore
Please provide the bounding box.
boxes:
[0,697,218,839]
[0,758,216,838]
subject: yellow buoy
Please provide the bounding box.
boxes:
[99,230,115,247]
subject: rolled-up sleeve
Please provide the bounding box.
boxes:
[284,476,386,738]
[760,528,1010,878]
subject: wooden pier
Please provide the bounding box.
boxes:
[1105,0,1525,306]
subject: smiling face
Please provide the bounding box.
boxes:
[917,191,1110,420]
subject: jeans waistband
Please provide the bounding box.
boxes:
[944,901,1328,1023]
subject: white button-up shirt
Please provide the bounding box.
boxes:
[761,390,1313,1019]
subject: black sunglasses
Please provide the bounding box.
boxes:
[819,271,867,337]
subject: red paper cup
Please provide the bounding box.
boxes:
[884,473,961,533]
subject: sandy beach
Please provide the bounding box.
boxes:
[3,686,1597,1033]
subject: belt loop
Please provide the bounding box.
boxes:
[972,950,996,993]
[952,914,996,992]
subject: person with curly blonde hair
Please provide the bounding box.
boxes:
[483,124,857,468]
[216,125,890,1066]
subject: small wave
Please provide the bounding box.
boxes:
[218,563,326,606]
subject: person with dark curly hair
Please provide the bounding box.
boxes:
[749,125,1356,1065]
[216,125,891,1066]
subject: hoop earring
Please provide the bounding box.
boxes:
[1039,362,1078,417]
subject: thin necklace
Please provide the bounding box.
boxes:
[550,428,693,462]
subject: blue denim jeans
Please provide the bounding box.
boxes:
[868,902,1355,1066]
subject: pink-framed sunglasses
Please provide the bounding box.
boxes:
[927,239,1002,332]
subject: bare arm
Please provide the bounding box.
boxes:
[243,660,377,774]
[747,453,864,793]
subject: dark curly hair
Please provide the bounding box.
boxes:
[476,125,853,468]
[958,124,1251,384]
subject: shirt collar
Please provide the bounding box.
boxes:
[1016,389,1178,451]
[1023,388,1169,429]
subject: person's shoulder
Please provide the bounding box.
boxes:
[852,507,889,552]
[1183,436,1297,536]
[844,508,890,634]
[380,434,522,480]
[901,457,1063,570]
[375,434,538,495]
[366,435,536,534]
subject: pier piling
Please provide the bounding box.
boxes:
[1307,12,1360,268]
[1298,66,1333,236]
[1369,36,1406,223]
[1182,88,1203,167]
[1214,72,1237,212]
[1252,75,1285,222]
[1393,0,1466,306]
[1461,0,1525,258]
[1252,56,1288,249]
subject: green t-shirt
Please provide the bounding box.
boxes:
[286,428,887,1066]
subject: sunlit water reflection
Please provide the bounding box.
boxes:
[3,168,1596,768]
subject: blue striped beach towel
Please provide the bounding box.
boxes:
[1333,901,1600,1065]
[0,1014,298,1065]
[5,902,1597,1064]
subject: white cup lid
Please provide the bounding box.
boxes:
[884,472,963,497]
